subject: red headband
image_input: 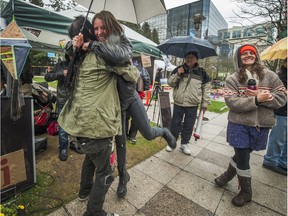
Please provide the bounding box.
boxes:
[240,45,257,55]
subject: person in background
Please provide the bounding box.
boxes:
[167,51,211,155]
[126,60,151,144]
[20,57,33,96]
[154,67,163,85]
[44,41,83,161]
[214,44,286,207]
[263,59,287,175]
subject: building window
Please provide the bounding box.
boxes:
[218,32,222,40]
[223,31,230,39]
[232,30,241,38]
[243,28,252,37]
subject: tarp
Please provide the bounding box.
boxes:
[1,0,161,57]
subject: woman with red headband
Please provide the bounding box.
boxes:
[214,44,286,207]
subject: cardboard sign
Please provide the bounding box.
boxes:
[1,149,27,190]
[158,92,172,128]
[141,54,151,68]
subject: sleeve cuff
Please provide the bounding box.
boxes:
[255,96,259,106]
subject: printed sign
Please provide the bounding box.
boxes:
[1,149,27,190]
[141,54,151,68]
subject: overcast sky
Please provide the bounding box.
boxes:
[164,0,242,28]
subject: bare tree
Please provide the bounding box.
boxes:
[232,0,287,39]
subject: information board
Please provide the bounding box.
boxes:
[158,92,172,128]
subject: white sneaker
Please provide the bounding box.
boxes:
[166,145,174,152]
[180,144,191,155]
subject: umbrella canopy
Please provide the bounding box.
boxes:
[73,0,167,24]
[260,37,287,61]
[157,36,217,59]
[0,20,31,80]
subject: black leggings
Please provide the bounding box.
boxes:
[115,91,167,170]
[232,148,253,170]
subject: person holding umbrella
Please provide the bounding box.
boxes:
[167,51,211,155]
[214,44,286,207]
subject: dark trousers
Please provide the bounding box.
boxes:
[126,116,138,139]
[170,104,198,144]
[115,111,127,170]
[115,91,166,170]
[78,137,114,216]
[57,106,69,150]
[232,148,253,170]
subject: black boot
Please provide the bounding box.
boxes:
[117,167,130,198]
[162,128,176,149]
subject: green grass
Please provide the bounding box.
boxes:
[207,100,229,113]
[33,77,58,89]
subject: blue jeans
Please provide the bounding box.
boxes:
[78,137,114,216]
[58,106,68,150]
[170,104,198,144]
[264,115,287,169]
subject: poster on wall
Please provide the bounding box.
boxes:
[141,54,151,68]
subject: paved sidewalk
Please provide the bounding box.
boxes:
[49,101,287,216]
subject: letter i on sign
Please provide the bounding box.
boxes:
[1,158,11,188]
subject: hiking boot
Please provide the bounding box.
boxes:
[162,128,176,149]
[180,144,191,155]
[78,193,89,202]
[59,149,68,161]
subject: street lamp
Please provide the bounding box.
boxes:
[192,14,206,37]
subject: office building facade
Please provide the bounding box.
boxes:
[217,22,275,57]
[145,0,228,43]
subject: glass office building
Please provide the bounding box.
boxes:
[145,0,228,42]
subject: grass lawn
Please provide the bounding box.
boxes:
[33,76,58,89]
[207,100,229,113]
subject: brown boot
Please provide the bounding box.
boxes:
[214,162,237,187]
[232,175,252,207]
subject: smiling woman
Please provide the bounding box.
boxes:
[215,43,286,207]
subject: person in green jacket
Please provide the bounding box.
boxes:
[58,16,138,216]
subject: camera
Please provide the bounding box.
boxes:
[247,79,256,90]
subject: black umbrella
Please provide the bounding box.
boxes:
[157,36,217,59]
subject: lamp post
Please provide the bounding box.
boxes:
[192,14,206,38]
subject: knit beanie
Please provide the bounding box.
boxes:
[240,45,257,55]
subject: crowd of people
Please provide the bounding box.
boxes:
[4,9,285,216]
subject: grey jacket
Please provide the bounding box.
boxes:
[225,44,287,128]
[168,63,211,108]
